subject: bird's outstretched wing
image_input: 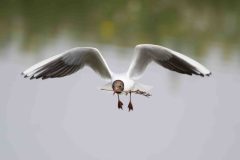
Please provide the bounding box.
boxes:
[22,47,112,80]
[127,44,211,79]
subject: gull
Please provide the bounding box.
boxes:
[22,44,211,111]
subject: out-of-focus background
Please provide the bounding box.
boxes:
[0,0,240,160]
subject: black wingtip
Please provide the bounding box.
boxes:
[30,75,35,80]
[42,76,48,80]
[21,72,26,77]
[199,72,212,77]
[206,72,212,77]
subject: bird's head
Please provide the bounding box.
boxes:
[112,80,124,94]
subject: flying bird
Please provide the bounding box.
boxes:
[22,44,211,111]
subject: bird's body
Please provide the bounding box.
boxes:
[22,44,211,111]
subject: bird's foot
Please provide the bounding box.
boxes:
[128,101,133,112]
[118,100,123,110]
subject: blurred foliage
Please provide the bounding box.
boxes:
[0,0,240,56]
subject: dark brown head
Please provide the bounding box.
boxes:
[112,80,124,94]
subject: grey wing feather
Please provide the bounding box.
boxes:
[127,44,211,79]
[22,47,112,80]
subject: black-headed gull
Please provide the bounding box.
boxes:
[22,44,211,111]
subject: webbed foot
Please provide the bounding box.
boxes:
[118,100,123,110]
[128,101,133,111]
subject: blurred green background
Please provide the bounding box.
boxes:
[1,0,240,57]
